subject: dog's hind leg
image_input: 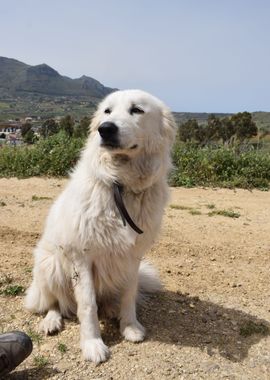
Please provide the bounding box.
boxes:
[25,244,59,313]
[25,278,57,314]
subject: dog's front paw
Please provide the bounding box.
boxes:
[121,321,146,342]
[81,338,110,364]
[39,310,62,335]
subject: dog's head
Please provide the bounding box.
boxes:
[89,89,176,157]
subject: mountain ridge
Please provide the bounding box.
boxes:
[0,56,116,98]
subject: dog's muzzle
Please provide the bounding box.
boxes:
[98,122,120,148]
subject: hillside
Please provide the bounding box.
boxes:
[0,57,118,120]
[0,57,115,98]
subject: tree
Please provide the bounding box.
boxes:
[23,129,36,144]
[21,122,32,138]
[231,112,258,141]
[73,116,90,138]
[60,115,74,137]
[178,119,200,143]
[219,117,236,144]
[21,122,36,144]
[40,119,59,138]
[205,114,221,143]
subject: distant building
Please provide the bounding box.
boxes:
[0,122,22,145]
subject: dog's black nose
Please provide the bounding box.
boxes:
[98,122,118,140]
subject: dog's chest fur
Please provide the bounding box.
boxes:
[75,180,167,256]
[65,180,168,297]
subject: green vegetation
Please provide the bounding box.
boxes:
[178,113,258,145]
[208,209,241,218]
[174,111,270,133]
[57,342,68,354]
[40,119,59,138]
[0,201,6,206]
[171,143,270,190]
[21,122,37,144]
[169,204,192,210]
[33,355,49,368]
[0,284,25,296]
[0,130,84,177]
[169,203,239,217]
[32,195,52,201]
[189,209,202,215]
[27,329,43,345]
[206,203,216,209]
[239,321,269,337]
[1,135,269,189]
[0,109,270,190]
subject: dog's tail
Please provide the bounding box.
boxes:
[137,260,162,302]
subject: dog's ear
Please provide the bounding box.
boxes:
[162,107,177,145]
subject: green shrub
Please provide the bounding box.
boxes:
[0,284,25,296]
[170,143,270,189]
[0,136,269,190]
[0,131,85,178]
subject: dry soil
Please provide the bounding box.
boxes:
[0,178,269,380]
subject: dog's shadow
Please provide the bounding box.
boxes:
[4,366,57,380]
[102,290,269,363]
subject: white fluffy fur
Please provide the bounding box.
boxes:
[25,89,176,363]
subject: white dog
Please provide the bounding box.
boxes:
[25,89,176,363]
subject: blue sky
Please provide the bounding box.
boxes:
[1,0,270,112]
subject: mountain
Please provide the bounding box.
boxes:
[0,57,116,98]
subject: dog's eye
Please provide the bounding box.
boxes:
[104,108,111,114]
[130,106,144,115]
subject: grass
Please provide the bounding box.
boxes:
[208,209,241,218]
[32,195,52,201]
[169,204,192,210]
[33,355,49,368]
[169,203,240,218]
[0,275,25,297]
[27,329,43,345]
[189,209,202,215]
[206,203,216,209]
[0,284,25,296]
[169,203,241,217]
[239,321,269,337]
[0,274,13,286]
[57,342,67,354]
[0,102,9,110]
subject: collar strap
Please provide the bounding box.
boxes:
[113,182,144,234]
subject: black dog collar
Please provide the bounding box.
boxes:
[113,182,144,235]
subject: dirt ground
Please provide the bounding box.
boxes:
[0,178,269,380]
